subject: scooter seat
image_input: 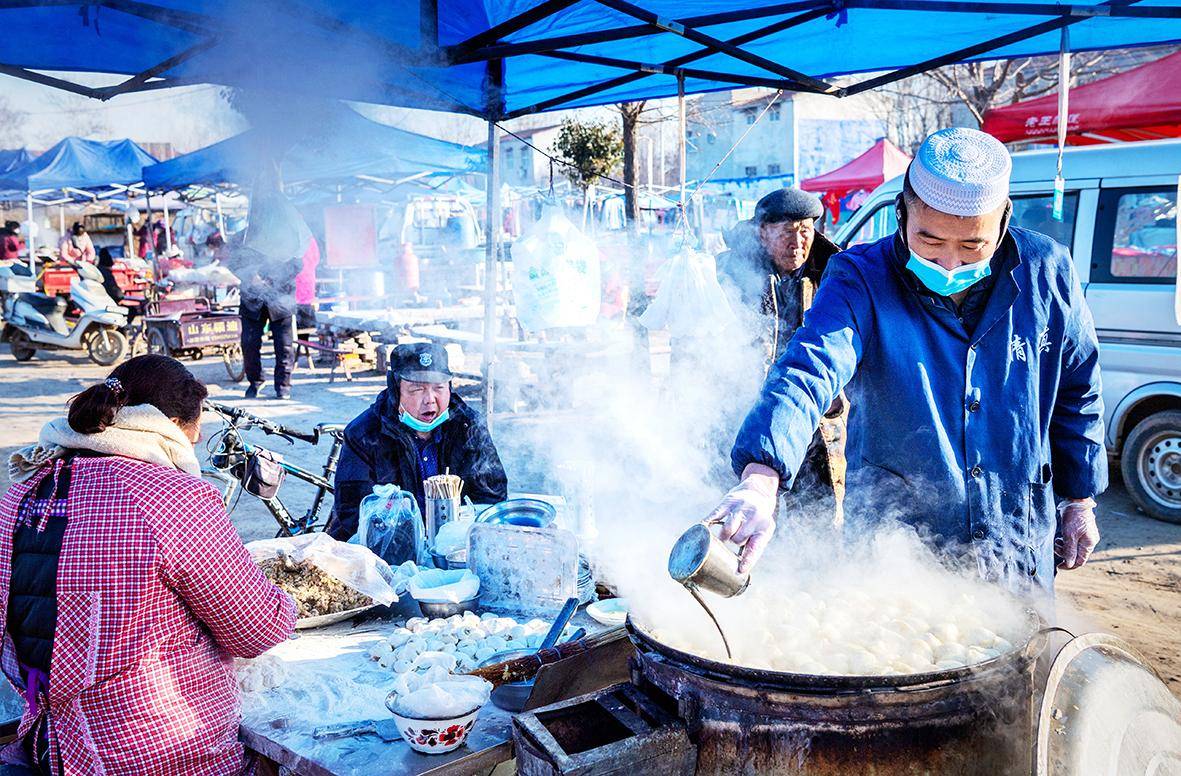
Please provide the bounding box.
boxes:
[18,293,66,316]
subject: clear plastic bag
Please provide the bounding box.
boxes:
[512,206,601,332]
[360,483,428,568]
[245,533,399,606]
[639,244,739,338]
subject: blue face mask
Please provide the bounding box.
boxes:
[906,250,992,296]
[399,406,449,433]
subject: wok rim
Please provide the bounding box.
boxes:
[626,611,1040,692]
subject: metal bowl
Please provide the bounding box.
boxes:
[417,597,479,619]
[476,498,557,528]
[479,647,537,712]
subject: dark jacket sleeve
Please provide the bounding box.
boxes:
[326,439,375,540]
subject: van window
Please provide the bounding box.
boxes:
[844,203,898,247]
[1092,186,1178,284]
[1010,192,1078,249]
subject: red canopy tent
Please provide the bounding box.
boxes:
[801,138,912,223]
[983,50,1181,145]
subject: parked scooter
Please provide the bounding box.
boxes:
[0,261,129,365]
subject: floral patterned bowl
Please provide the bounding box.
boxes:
[390,705,482,754]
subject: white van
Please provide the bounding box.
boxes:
[834,140,1181,524]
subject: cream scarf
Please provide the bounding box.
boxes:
[9,404,202,484]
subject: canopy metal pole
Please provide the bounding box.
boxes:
[162,194,172,251]
[58,201,65,238]
[214,190,226,236]
[1052,27,1071,222]
[482,120,501,423]
[677,73,689,237]
[24,193,34,274]
[145,190,161,280]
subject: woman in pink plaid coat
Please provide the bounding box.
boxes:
[1,355,297,775]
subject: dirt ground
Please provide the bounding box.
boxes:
[1,351,1178,696]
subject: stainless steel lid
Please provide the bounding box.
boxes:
[1036,632,1181,775]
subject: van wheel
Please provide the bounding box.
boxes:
[1122,410,1181,525]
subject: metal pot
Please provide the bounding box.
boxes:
[626,614,1042,775]
[477,498,557,528]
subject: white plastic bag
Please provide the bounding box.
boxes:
[512,206,601,332]
[639,244,738,338]
[245,533,399,606]
[408,569,480,603]
[360,484,427,567]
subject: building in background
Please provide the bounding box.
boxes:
[496,125,561,188]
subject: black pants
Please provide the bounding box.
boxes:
[241,306,294,392]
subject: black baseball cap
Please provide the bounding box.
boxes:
[390,342,452,384]
[755,188,824,225]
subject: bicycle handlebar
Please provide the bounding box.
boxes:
[204,401,320,444]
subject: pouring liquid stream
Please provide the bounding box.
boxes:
[686,583,733,660]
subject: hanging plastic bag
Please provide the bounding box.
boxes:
[512,206,601,332]
[245,533,399,606]
[359,483,428,568]
[639,243,738,339]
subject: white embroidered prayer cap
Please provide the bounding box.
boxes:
[909,127,1012,216]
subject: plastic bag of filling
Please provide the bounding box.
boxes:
[359,484,429,568]
[408,569,480,603]
[246,532,399,605]
[511,206,601,332]
[390,676,492,719]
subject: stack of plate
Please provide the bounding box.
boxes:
[577,554,595,604]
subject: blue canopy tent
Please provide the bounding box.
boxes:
[0,137,158,269]
[0,148,33,176]
[142,105,485,193]
[142,104,486,251]
[0,137,158,200]
[4,0,1177,407]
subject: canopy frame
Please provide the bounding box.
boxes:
[2,0,1179,119]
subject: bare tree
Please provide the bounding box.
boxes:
[924,45,1180,126]
[43,93,109,140]
[617,101,650,230]
[860,76,957,155]
[0,97,28,148]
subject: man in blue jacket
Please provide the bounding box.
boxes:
[708,128,1105,592]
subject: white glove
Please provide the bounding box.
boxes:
[1055,498,1099,570]
[704,467,779,573]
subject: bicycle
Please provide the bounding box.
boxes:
[202,400,346,536]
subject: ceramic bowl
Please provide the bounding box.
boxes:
[390,705,482,754]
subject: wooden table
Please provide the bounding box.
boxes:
[239,611,625,776]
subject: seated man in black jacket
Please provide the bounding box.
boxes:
[326,343,508,540]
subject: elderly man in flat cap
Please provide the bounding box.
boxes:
[717,188,847,524]
[705,128,1105,594]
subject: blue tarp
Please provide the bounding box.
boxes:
[0,137,157,194]
[142,105,485,190]
[0,149,33,175]
[0,2,1178,118]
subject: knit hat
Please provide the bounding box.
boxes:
[908,128,1012,217]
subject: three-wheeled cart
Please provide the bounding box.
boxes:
[142,296,244,381]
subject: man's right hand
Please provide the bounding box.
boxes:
[704,464,780,574]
